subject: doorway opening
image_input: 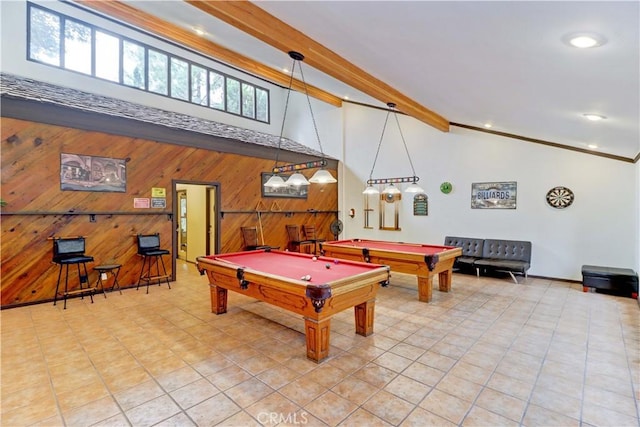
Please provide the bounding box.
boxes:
[172,180,220,278]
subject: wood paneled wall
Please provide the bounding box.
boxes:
[1,117,338,308]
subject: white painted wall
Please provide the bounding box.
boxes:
[342,103,638,281]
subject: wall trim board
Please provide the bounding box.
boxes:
[451,122,635,164]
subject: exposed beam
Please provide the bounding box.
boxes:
[186,0,450,133]
[75,0,342,107]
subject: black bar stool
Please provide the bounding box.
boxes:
[52,237,95,309]
[136,233,171,293]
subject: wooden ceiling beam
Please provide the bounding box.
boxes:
[186,0,450,132]
[75,0,342,107]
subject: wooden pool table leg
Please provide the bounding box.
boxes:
[305,317,331,363]
[354,300,376,336]
[210,285,228,314]
[417,275,434,302]
[438,270,452,292]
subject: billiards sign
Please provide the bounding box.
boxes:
[471,181,517,209]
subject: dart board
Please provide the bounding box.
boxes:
[546,186,574,209]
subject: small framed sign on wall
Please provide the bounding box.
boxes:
[471,181,517,209]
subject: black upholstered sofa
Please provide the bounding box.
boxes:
[445,236,532,283]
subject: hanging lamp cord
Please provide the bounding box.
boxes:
[297,60,327,163]
[393,108,419,181]
[273,57,298,172]
[367,108,392,182]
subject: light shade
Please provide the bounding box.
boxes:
[285,172,310,186]
[404,182,425,193]
[263,174,287,188]
[308,169,337,184]
[362,185,380,195]
[382,183,401,195]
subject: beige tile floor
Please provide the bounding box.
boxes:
[1,260,639,426]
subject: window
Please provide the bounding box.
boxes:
[123,40,145,89]
[148,49,168,95]
[170,57,189,100]
[95,30,120,82]
[191,65,208,106]
[27,3,270,123]
[29,7,60,66]
[226,78,240,115]
[256,87,269,122]
[64,20,91,74]
[209,72,225,110]
[241,82,256,119]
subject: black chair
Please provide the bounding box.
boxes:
[52,237,95,309]
[136,233,171,293]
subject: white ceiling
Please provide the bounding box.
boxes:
[122,1,639,160]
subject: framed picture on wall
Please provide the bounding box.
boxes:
[471,181,516,209]
[60,153,126,192]
[260,173,308,199]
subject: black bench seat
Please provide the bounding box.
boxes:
[581,265,638,299]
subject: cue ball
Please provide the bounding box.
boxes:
[325,263,331,269]
[312,256,317,261]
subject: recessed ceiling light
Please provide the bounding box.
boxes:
[563,32,607,48]
[583,113,606,121]
[282,68,290,73]
[587,144,598,149]
[344,95,350,100]
[192,27,206,36]
[484,123,492,128]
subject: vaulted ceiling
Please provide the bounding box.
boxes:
[77,1,639,162]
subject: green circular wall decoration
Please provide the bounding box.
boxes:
[440,182,453,194]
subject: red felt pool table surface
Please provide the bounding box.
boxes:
[209,250,378,284]
[320,239,462,303]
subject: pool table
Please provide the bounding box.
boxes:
[196,250,390,363]
[320,239,462,303]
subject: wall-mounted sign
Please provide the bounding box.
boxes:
[471,181,517,209]
[151,198,166,208]
[152,187,166,198]
[413,194,428,216]
[134,198,150,209]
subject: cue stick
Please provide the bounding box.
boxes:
[257,211,265,245]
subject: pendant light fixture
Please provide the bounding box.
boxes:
[263,51,336,189]
[362,103,424,194]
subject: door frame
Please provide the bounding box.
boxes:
[172,179,221,274]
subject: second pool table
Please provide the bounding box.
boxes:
[196,250,390,362]
[320,239,462,303]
